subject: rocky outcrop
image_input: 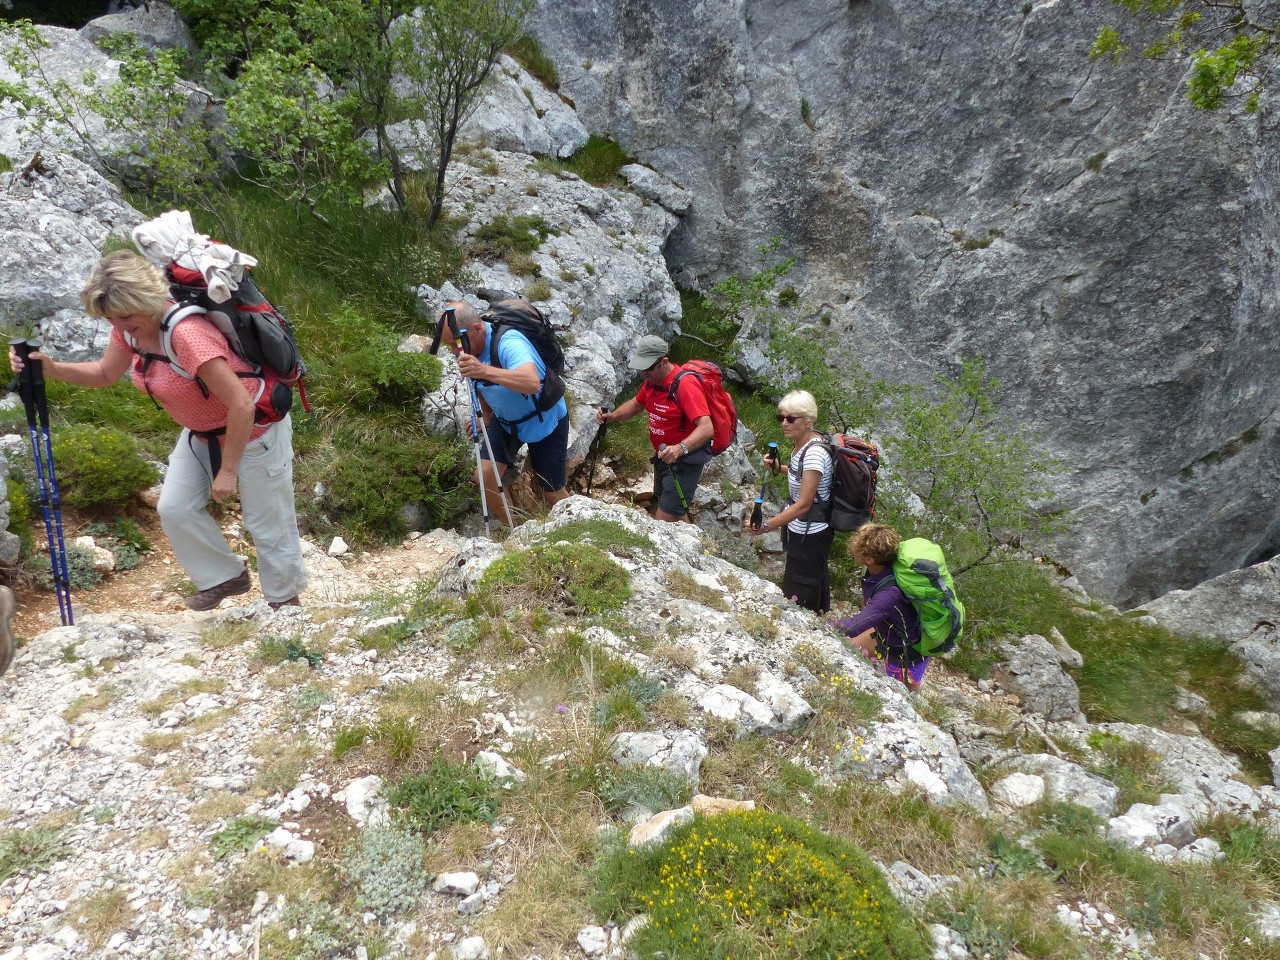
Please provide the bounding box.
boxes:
[528,0,1280,607]
[1146,557,1280,704]
[79,1,198,57]
[0,152,138,355]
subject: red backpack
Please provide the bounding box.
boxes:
[667,360,739,454]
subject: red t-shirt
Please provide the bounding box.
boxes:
[635,365,711,451]
[112,315,268,438]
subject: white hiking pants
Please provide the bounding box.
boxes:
[157,415,307,604]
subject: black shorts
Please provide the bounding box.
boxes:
[480,414,569,492]
[652,457,706,516]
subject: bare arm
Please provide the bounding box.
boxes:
[747,466,822,535]
[603,397,643,423]
[456,354,542,395]
[9,338,131,387]
[195,357,255,503]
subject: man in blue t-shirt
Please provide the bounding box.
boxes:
[449,300,569,526]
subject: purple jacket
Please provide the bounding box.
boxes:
[832,570,921,653]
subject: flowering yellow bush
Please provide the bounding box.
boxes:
[595,810,930,959]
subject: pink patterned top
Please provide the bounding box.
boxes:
[111,313,268,438]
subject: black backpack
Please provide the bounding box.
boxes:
[791,434,880,531]
[486,300,566,426]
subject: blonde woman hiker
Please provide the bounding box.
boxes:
[833,523,930,689]
[745,390,835,613]
[8,251,307,612]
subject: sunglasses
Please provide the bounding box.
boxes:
[643,359,662,373]
[777,414,805,424]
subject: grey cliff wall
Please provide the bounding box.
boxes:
[529,0,1280,606]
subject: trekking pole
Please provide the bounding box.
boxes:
[585,405,611,497]
[750,441,778,531]
[656,444,689,513]
[436,307,512,531]
[9,338,73,625]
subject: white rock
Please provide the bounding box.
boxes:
[457,892,485,916]
[328,537,350,557]
[447,935,489,960]
[989,772,1044,808]
[576,925,609,956]
[341,775,391,827]
[433,872,481,897]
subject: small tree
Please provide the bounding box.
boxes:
[1091,0,1280,112]
[397,0,531,225]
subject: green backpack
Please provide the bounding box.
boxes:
[893,538,965,657]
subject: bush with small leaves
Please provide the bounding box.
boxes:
[50,425,158,512]
[343,826,428,916]
[37,544,102,591]
[475,542,631,614]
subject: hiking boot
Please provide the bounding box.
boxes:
[185,569,251,611]
[0,585,14,677]
[268,596,300,612]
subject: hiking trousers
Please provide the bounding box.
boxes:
[157,415,307,604]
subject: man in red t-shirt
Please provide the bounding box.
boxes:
[597,335,714,521]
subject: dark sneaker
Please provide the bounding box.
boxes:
[186,569,251,611]
[268,596,300,612]
[0,585,14,677]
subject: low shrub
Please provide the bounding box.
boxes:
[598,764,692,813]
[210,815,276,860]
[388,754,499,835]
[49,424,158,511]
[0,825,69,882]
[472,214,558,259]
[343,826,427,916]
[475,542,631,614]
[37,543,103,591]
[594,809,932,960]
[506,33,559,89]
[562,135,631,187]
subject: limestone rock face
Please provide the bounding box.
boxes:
[529,0,1280,606]
[0,152,140,352]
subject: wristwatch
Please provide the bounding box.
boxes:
[678,441,689,455]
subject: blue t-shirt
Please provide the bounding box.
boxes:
[475,322,568,443]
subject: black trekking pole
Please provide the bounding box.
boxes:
[10,338,73,625]
[750,441,779,531]
[585,405,611,497]
[655,444,689,513]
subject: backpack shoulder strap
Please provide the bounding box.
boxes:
[124,304,205,381]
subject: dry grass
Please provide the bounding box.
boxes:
[132,826,170,851]
[62,686,118,723]
[200,621,257,650]
[423,821,493,876]
[651,641,698,671]
[263,661,313,690]
[665,569,729,611]
[651,693,693,726]
[189,791,247,826]
[69,886,132,950]
[477,854,595,958]
[723,663,762,696]
[188,707,235,733]
[139,731,186,753]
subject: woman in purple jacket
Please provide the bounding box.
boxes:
[832,524,930,688]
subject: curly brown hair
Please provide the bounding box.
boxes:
[849,523,900,567]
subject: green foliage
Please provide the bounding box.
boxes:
[388,754,499,834]
[49,424,157,512]
[1084,731,1171,809]
[343,826,427,916]
[225,49,373,217]
[592,673,667,728]
[333,725,369,760]
[594,810,932,960]
[877,358,1063,573]
[537,519,654,557]
[0,826,69,882]
[259,901,360,960]
[598,764,693,813]
[560,134,632,186]
[475,543,632,614]
[1093,0,1276,112]
[473,213,559,258]
[82,518,151,572]
[209,815,276,860]
[506,32,559,89]
[310,425,469,544]
[37,544,103,591]
[317,304,441,409]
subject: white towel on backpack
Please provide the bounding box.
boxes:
[131,210,258,304]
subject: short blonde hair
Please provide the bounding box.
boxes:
[778,389,818,422]
[849,523,899,567]
[80,251,170,320]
